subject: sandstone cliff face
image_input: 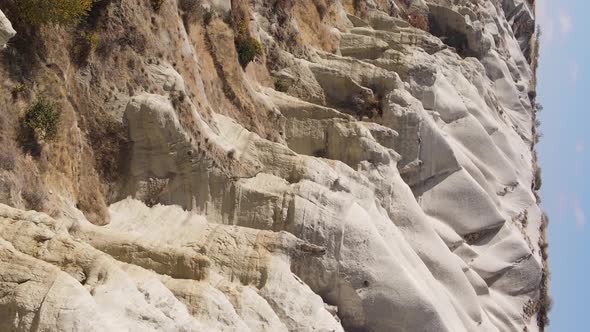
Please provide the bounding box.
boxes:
[0,0,547,331]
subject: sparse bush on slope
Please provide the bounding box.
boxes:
[235,23,263,68]
[16,0,93,25]
[23,97,60,141]
[533,166,542,191]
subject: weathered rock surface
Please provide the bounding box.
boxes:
[0,10,15,48]
[0,0,546,331]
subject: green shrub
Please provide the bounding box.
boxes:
[16,0,93,25]
[83,31,101,50]
[274,78,290,92]
[533,167,542,191]
[11,83,26,98]
[180,0,198,12]
[537,271,552,327]
[203,10,213,25]
[71,30,101,65]
[24,98,61,141]
[235,24,263,68]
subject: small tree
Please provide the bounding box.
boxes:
[17,0,93,25]
[24,97,61,141]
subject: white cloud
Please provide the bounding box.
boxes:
[543,20,555,45]
[537,0,550,25]
[559,10,573,35]
[574,200,586,228]
[536,0,555,45]
[576,141,584,153]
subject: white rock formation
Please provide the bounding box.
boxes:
[0,10,16,48]
[0,0,546,331]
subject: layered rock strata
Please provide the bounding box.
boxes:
[0,0,546,331]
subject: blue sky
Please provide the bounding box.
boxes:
[536,0,588,330]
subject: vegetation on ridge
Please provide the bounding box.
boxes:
[16,0,93,25]
[235,23,263,68]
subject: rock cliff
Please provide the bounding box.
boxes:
[0,0,548,331]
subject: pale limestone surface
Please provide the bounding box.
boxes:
[0,10,15,48]
[0,1,544,331]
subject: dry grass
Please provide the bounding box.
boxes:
[0,89,47,212]
[204,19,281,142]
[293,0,339,53]
[312,0,333,19]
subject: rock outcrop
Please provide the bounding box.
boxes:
[0,10,15,48]
[0,0,547,331]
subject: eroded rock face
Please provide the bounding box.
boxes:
[0,0,546,331]
[0,10,15,47]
